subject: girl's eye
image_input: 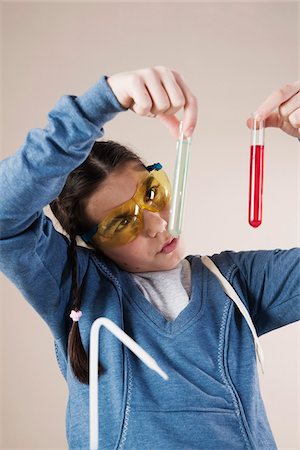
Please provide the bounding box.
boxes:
[145,186,158,202]
[115,217,132,232]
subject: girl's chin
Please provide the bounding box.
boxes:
[156,249,184,269]
[121,252,183,273]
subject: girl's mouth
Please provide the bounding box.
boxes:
[160,237,178,254]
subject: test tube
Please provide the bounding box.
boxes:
[168,122,192,237]
[248,118,265,228]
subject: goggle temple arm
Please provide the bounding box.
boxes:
[80,224,99,244]
[145,162,162,172]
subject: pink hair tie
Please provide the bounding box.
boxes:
[70,310,83,322]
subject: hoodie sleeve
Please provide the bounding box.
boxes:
[0,76,126,339]
[222,248,300,336]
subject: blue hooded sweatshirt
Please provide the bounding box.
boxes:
[0,76,299,449]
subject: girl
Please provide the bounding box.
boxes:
[0,67,299,450]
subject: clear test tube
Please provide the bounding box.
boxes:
[168,122,192,237]
[248,118,265,228]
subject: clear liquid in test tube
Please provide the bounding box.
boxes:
[168,122,192,237]
[248,118,265,228]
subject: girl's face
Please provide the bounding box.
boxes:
[84,161,185,273]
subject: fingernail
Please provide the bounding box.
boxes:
[253,111,261,121]
[184,127,194,138]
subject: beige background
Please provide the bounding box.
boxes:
[1,2,300,449]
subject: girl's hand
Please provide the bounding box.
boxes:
[247,80,300,138]
[107,66,198,138]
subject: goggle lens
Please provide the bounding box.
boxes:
[89,168,171,247]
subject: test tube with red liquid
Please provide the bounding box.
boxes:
[248,118,265,228]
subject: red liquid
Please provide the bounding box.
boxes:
[248,145,264,228]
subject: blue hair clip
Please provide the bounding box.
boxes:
[146,162,162,172]
[80,224,98,243]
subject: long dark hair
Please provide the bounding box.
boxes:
[50,140,144,384]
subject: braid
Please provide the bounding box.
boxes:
[67,226,101,384]
[69,227,79,308]
[49,140,144,384]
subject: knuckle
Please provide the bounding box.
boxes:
[278,84,292,101]
[149,67,157,77]
[189,94,198,107]
[157,100,170,112]
[155,65,169,74]
[133,96,152,115]
[130,73,143,86]
[137,104,151,115]
[277,87,286,102]
[284,82,294,91]
[278,104,288,118]
[289,111,300,128]
[173,98,185,109]
[141,67,156,79]
[172,69,180,79]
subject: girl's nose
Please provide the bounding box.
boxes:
[142,209,167,238]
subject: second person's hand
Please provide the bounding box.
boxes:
[107,66,198,138]
[247,80,300,138]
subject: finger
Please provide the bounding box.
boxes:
[173,72,198,137]
[246,112,284,130]
[289,108,300,130]
[128,75,153,116]
[246,112,300,137]
[156,114,181,139]
[142,69,171,116]
[280,121,300,138]
[279,91,300,120]
[143,67,185,117]
[159,71,186,117]
[254,80,300,121]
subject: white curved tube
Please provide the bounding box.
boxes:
[89,317,168,450]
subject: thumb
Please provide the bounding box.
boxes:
[246,112,299,137]
[246,112,283,130]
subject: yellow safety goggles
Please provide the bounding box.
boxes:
[81,163,171,247]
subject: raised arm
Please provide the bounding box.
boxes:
[0,76,126,338]
[0,66,198,339]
